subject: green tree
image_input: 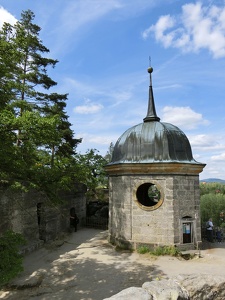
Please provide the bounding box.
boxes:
[0,10,81,195]
[74,149,108,200]
[200,182,225,196]
[200,183,225,226]
[104,142,114,163]
[0,231,26,287]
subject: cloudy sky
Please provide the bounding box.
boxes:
[1,0,225,180]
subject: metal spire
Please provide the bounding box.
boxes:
[143,66,160,122]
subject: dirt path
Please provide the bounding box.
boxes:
[1,228,225,300]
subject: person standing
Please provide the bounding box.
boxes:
[216,228,222,243]
[70,207,79,232]
[206,218,214,242]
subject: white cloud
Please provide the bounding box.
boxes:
[201,163,223,179]
[73,99,103,114]
[60,0,159,33]
[63,73,139,110]
[161,106,209,129]
[143,15,176,47]
[189,134,215,147]
[87,134,113,145]
[57,0,122,37]
[143,2,225,58]
[75,132,118,155]
[189,133,225,162]
[42,0,162,56]
[211,153,225,161]
[0,6,17,27]
[190,134,225,179]
[64,78,101,97]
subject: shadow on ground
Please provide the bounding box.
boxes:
[1,228,164,300]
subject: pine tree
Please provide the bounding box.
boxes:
[0,10,81,194]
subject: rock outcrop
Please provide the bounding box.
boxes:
[104,274,225,300]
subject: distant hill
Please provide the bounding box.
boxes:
[200,178,225,184]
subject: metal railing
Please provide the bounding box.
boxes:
[82,217,108,230]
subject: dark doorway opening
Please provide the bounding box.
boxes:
[37,202,46,241]
[183,222,192,243]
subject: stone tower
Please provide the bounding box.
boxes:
[105,67,206,250]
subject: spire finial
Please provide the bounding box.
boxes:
[143,64,160,122]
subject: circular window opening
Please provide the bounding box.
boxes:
[136,183,162,208]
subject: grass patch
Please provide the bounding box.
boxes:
[137,245,180,257]
[137,245,151,254]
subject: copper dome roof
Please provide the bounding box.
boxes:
[109,67,201,166]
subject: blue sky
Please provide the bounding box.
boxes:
[1,0,225,180]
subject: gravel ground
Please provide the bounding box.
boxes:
[1,228,225,300]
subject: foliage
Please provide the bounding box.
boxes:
[148,184,160,202]
[0,10,81,197]
[200,193,225,226]
[0,231,26,287]
[74,149,108,200]
[200,183,225,226]
[200,182,225,196]
[220,222,225,229]
[151,245,179,256]
[104,142,114,163]
[137,245,151,254]
[137,245,180,256]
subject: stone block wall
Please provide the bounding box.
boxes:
[172,175,201,248]
[131,175,175,246]
[108,173,201,250]
[0,184,86,245]
[109,176,132,244]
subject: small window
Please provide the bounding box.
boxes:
[136,182,163,210]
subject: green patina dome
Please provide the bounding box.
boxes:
[109,68,201,166]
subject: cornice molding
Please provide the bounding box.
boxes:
[105,162,206,176]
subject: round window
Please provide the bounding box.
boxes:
[136,182,163,210]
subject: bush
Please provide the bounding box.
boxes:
[200,193,225,226]
[0,230,26,287]
[137,245,151,254]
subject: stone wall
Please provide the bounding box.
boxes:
[108,173,201,250]
[173,175,201,248]
[0,184,86,246]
